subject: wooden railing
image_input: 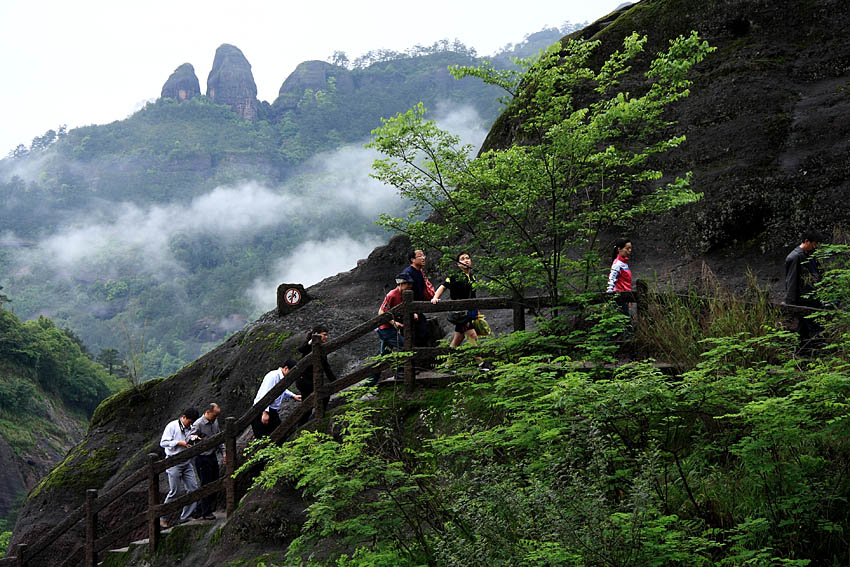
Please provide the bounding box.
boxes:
[4,286,817,566]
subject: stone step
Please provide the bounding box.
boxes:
[98,511,226,564]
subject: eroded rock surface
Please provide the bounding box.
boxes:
[206,44,259,120]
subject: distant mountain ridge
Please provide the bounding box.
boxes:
[0,29,572,386]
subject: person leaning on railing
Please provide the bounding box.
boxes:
[159,407,200,528]
[251,359,301,439]
[295,324,337,398]
[365,272,414,386]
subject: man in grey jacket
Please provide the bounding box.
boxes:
[189,403,225,520]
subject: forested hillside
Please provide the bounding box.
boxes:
[0,301,122,549]
[0,30,577,383]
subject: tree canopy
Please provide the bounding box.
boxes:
[370,32,714,305]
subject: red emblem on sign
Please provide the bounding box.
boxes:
[284,288,301,306]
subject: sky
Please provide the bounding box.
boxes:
[0,0,626,157]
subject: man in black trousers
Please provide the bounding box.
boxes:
[189,403,225,520]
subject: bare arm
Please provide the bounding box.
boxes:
[431,284,447,303]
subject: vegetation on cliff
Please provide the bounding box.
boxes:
[242,252,850,566]
[370,32,712,305]
[0,305,123,552]
[0,309,122,416]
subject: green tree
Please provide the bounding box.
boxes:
[96,348,123,375]
[329,50,350,69]
[369,32,714,306]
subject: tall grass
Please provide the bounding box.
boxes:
[636,264,784,369]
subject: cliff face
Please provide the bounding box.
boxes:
[0,396,87,520]
[206,44,259,120]
[160,63,201,102]
[486,0,850,267]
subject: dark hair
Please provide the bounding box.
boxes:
[612,238,631,261]
[282,358,298,370]
[801,229,826,244]
[407,249,419,262]
[455,252,468,263]
[310,324,329,335]
[183,407,200,421]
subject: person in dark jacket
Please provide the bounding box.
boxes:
[188,403,225,520]
[431,252,479,348]
[295,324,337,399]
[784,229,826,347]
[784,230,825,306]
[400,249,434,346]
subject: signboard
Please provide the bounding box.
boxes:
[277,283,310,316]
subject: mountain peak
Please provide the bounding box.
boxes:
[207,44,259,120]
[160,63,200,102]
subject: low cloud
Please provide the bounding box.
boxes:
[432,102,490,150]
[246,234,383,312]
[24,182,299,280]
[6,102,491,329]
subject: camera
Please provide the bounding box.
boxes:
[187,434,202,446]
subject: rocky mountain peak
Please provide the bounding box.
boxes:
[160,63,200,102]
[276,60,354,110]
[207,43,259,120]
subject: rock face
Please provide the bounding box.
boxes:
[160,63,201,102]
[485,0,850,264]
[206,44,259,120]
[276,60,355,110]
[0,398,86,519]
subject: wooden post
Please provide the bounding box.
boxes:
[312,341,326,419]
[14,543,26,567]
[84,489,97,567]
[512,293,526,332]
[224,417,237,517]
[402,289,415,391]
[147,453,160,554]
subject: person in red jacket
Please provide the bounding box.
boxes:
[606,238,633,319]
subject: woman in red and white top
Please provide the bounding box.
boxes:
[606,238,633,293]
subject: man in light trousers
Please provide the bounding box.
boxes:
[159,407,200,528]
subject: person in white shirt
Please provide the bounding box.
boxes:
[159,407,200,528]
[251,359,301,439]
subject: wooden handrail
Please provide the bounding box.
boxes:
[12,285,815,566]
